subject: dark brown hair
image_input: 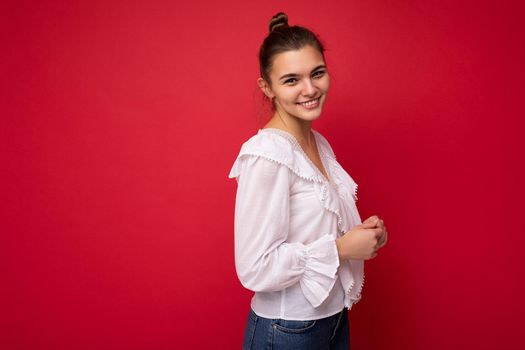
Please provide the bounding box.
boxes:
[258,12,326,85]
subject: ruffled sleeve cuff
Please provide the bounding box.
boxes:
[298,235,341,308]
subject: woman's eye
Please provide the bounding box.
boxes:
[284,71,325,85]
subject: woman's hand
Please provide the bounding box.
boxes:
[335,215,388,261]
[363,215,388,249]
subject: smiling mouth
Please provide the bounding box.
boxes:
[297,97,320,109]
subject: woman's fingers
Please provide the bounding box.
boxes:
[377,228,388,248]
[377,218,384,230]
[372,227,384,240]
[358,219,377,229]
[363,215,379,225]
[361,215,388,250]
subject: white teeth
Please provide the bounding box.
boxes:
[299,98,319,107]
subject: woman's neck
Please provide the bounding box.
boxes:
[264,111,315,149]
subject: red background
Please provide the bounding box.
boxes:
[2,0,524,349]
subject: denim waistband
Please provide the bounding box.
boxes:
[249,306,347,322]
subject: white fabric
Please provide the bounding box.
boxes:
[228,128,365,320]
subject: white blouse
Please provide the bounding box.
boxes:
[228,128,365,320]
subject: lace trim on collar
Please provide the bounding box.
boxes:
[229,128,358,233]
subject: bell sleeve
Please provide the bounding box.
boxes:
[232,155,341,308]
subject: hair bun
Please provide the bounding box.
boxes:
[269,12,289,33]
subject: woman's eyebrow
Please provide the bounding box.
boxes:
[279,64,327,81]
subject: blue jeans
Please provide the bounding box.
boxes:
[242,307,350,350]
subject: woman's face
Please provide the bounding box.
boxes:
[260,45,330,123]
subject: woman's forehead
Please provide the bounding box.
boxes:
[271,46,325,75]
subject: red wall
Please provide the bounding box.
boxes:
[2,1,524,349]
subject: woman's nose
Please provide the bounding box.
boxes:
[302,79,317,96]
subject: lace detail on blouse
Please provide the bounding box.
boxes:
[229,128,359,235]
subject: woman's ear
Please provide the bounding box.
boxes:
[257,77,275,99]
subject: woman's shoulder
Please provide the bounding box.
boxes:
[240,128,296,155]
[253,127,336,159]
[228,129,323,182]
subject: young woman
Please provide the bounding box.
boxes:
[228,12,388,350]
